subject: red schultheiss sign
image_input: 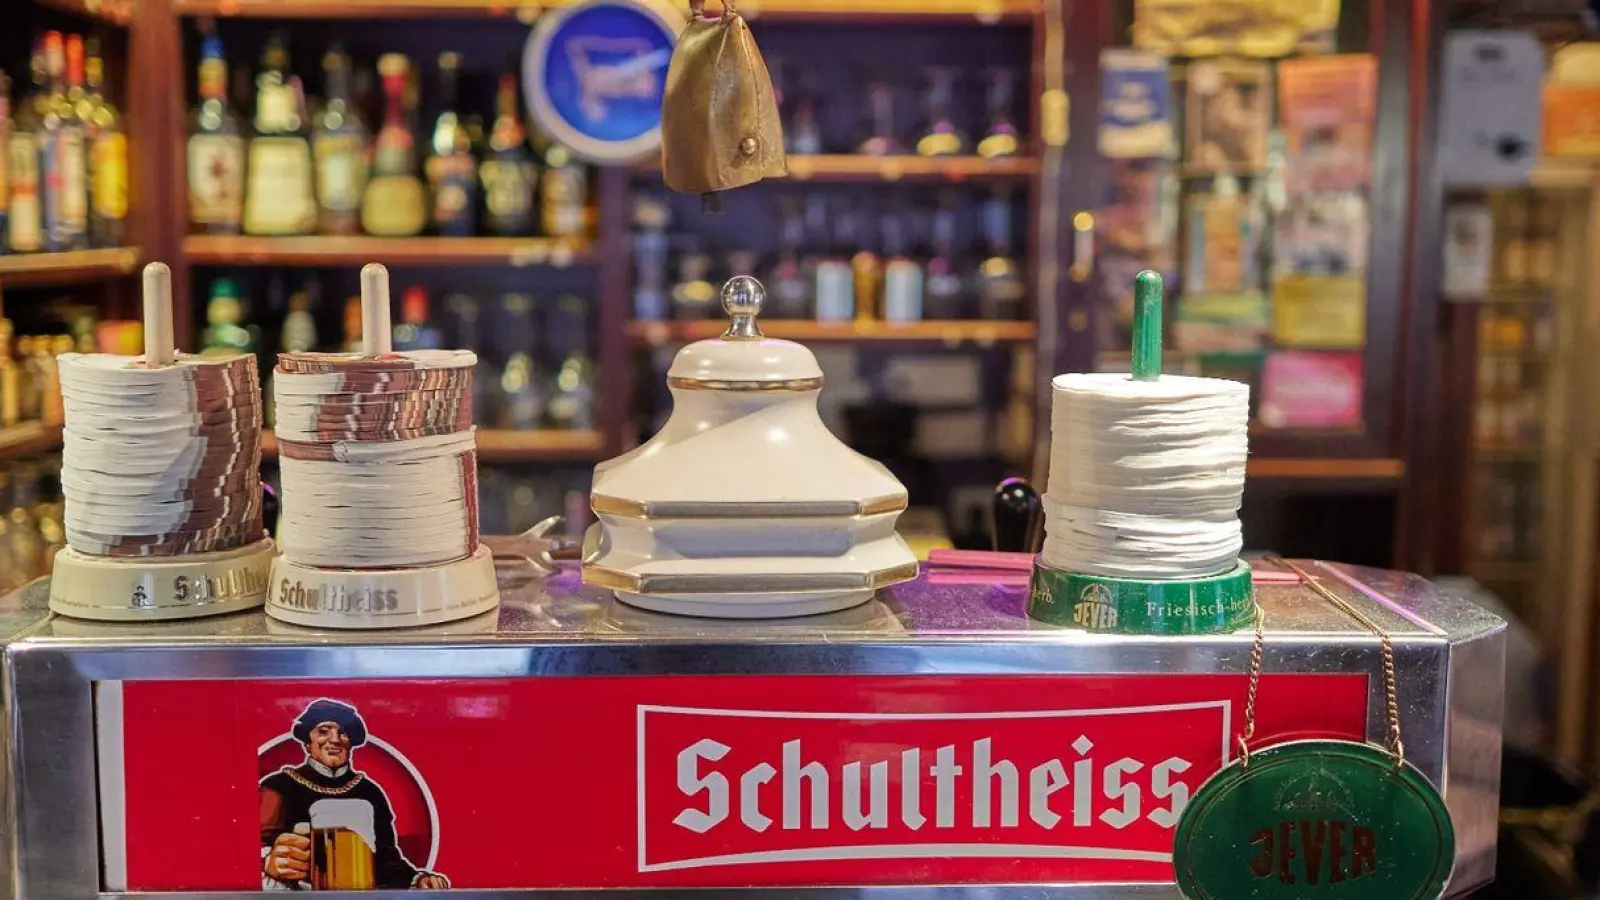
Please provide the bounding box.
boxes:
[107,674,1367,890]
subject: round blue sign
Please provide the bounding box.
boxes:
[523,0,684,164]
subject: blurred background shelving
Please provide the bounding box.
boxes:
[0,0,1438,582]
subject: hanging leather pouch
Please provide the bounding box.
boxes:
[660,0,786,208]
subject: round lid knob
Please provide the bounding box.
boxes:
[721,275,765,341]
[666,276,823,388]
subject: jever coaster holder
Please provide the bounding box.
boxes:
[1027,270,1252,635]
[49,263,276,621]
[264,263,501,630]
[1172,558,1455,900]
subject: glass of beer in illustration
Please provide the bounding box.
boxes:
[303,804,377,890]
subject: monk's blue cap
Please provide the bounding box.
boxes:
[293,699,368,747]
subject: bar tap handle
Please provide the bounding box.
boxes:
[992,477,1042,553]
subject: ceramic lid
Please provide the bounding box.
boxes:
[666,276,824,389]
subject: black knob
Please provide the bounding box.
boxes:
[261,482,281,538]
[992,477,1042,553]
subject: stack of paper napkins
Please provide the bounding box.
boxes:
[1043,373,1249,580]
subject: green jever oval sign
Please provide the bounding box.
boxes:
[1173,740,1455,900]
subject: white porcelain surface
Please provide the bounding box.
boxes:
[592,387,906,509]
[667,335,823,384]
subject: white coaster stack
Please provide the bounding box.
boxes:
[1043,373,1249,579]
[49,263,274,621]
[264,264,499,629]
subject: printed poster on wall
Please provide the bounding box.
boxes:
[98,674,1368,891]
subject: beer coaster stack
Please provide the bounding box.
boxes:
[1027,270,1253,635]
[49,263,275,621]
[264,263,499,629]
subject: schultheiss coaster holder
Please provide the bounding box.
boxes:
[1172,558,1455,900]
[264,264,499,630]
[1027,271,1252,635]
[50,263,275,621]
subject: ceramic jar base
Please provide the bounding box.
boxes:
[615,586,875,619]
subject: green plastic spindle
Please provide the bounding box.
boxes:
[1132,269,1164,382]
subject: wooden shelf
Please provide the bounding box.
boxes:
[0,422,63,461]
[174,0,1036,21]
[184,235,591,268]
[1245,457,1405,480]
[639,155,1040,183]
[0,248,139,288]
[261,428,605,463]
[28,0,136,24]
[629,319,1036,347]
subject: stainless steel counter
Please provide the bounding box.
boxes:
[0,559,1505,899]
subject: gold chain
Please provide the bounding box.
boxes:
[1263,556,1406,765]
[283,767,366,796]
[1237,600,1266,767]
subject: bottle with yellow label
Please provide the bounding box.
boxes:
[84,37,126,249]
[361,54,426,237]
[243,32,317,236]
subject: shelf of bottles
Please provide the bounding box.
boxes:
[1465,189,1568,607]
[171,0,1039,21]
[183,23,604,457]
[1,28,133,280]
[1089,3,1381,440]
[186,30,590,246]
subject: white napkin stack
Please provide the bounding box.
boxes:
[1043,373,1250,579]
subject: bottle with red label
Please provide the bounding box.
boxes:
[7,39,45,254]
[41,32,90,252]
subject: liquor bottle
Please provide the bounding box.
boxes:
[84,37,127,249]
[40,32,89,252]
[975,188,1026,320]
[392,287,443,351]
[312,46,368,236]
[766,198,811,319]
[342,296,363,352]
[362,54,426,237]
[915,68,965,157]
[426,52,478,237]
[977,68,1021,158]
[496,293,545,430]
[0,72,10,252]
[480,74,536,237]
[881,213,923,322]
[188,33,245,235]
[815,201,857,322]
[242,32,317,236]
[787,71,823,155]
[924,193,969,319]
[200,279,259,357]
[632,195,670,321]
[546,294,594,430]
[0,319,18,426]
[669,250,716,320]
[858,83,902,156]
[281,287,317,353]
[849,205,882,322]
[535,124,587,237]
[7,42,45,254]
